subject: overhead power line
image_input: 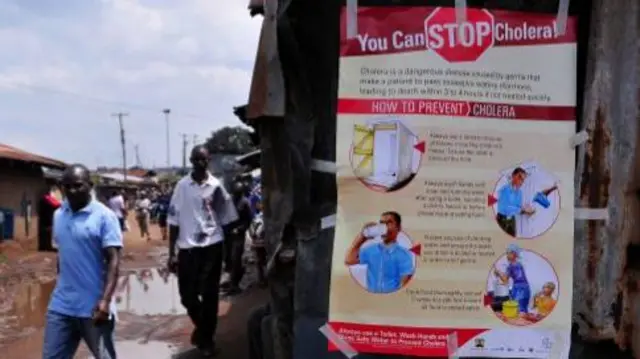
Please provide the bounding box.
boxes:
[7,82,210,120]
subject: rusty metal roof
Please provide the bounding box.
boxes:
[0,143,67,169]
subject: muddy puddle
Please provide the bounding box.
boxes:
[115,268,185,316]
[1,261,264,359]
[0,267,186,358]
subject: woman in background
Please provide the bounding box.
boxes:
[37,180,61,252]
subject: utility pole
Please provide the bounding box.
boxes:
[134,144,142,168]
[163,109,171,169]
[181,133,188,173]
[192,134,198,148]
[112,112,129,182]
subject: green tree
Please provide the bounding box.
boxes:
[205,126,256,155]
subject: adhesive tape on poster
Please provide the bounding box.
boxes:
[321,214,337,230]
[311,159,337,174]
[447,332,459,359]
[454,0,466,24]
[555,0,570,35]
[570,130,589,147]
[574,208,609,221]
[319,324,359,358]
[346,0,358,39]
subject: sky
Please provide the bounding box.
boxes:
[0,0,261,168]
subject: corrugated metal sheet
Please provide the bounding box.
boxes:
[98,173,146,183]
[0,144,66,169]
[573,1,640,355]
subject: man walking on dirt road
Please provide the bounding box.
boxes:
[42,164,123,359]
[166,145,238,357]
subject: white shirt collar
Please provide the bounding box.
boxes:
[188,172,217,187]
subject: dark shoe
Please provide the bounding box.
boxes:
[190,328,200,347]
[199,346,219,358]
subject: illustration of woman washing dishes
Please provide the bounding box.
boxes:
[494,244,531,315]
[489,245,558,325]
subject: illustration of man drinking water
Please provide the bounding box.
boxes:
[344,211,414,294]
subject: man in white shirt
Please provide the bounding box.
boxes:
[166,145,238,357]
[108,190,127,231]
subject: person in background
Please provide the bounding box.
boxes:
[37,179,62,252]
[156,187,171,241]
[248,182,262,216]
[42,164,123,359]
[166,145,238,357]
[224,181,253,295]
[247,197,267,287]
[134,191,151,241]
[108,190,127,232]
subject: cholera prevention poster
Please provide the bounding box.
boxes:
[328,6,576,358]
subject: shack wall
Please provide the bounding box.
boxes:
[573,0,640,354]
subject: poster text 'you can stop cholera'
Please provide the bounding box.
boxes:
[328,5,576,358]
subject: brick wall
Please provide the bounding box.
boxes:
[0,166,47,240]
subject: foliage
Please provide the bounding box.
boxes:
[90,174,102,185]
[205,126,256,155]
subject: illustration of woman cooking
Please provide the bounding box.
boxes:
[494,243,531,315]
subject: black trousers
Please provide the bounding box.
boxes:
[38,227,54,251]
[496,214,516,237]
[224,234,246,287]
[177,242,224,346]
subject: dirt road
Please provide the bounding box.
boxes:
[0,215,268,358]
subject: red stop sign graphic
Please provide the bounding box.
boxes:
[424,7,495,63]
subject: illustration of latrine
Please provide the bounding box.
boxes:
[351,118,419,190]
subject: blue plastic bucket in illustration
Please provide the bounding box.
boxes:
[533,192,551,208]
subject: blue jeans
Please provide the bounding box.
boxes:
[42,310,117,359]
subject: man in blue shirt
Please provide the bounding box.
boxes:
[344,211,414,294]
[496,167,534,237]
[42,164,123,359]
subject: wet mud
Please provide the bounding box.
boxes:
[0,265,268,358]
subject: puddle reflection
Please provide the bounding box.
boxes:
[6,279,56,329]
[115,268,185,316]
[4,267,183,334]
